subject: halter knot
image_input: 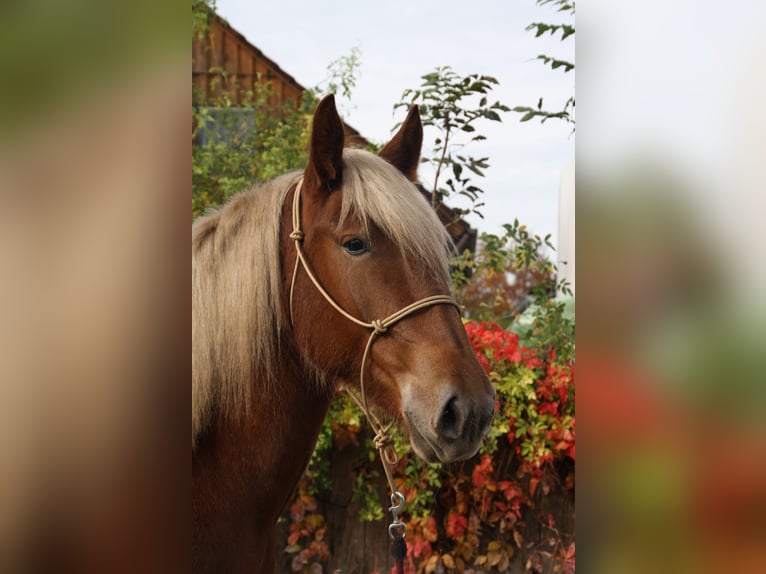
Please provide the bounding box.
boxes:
[289,229,304,241]
[372,425,399,465]
[373,428,393,450]
[371,320,388,335]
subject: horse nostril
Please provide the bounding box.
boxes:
[435,395,464,441]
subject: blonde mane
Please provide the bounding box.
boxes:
[192,149,452,447]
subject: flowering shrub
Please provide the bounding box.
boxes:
[283,478,330,571]
[392,320,574,574]
[465,320,575,472]
[282,313,575,573]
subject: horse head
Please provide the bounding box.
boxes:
[287,95,495,463]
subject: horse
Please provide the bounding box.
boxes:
[192,95,495,573]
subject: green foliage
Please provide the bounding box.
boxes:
[535,53,574,73]
[511,96,575,125]
[536,0,576,11]
[192,42,367,219]
[512,0,576,128]
[322,45,362,111]
[526,22,575,41]
[192,0,216,40]
[192,85,315,218]
[394,66,509,214]
[451,217,572,335]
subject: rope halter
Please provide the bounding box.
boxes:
[287,176,460,496]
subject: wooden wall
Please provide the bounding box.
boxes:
[192,15,304,107]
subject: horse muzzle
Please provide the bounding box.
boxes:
[404,385,496,463]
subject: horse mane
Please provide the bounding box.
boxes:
[191,149,452,448]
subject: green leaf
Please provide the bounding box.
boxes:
[469,82,489,93]
[466,164,485,177]
[527,23,549,37]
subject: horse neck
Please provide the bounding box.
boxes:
[247,358,333,517]
[193,356,333,573]
[194,353,333,526]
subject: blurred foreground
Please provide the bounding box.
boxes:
[0,2,189,572]
[578,165,766,573]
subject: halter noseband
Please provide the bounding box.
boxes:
[287,176,459,491]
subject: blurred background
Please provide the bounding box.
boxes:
[578,1,766,572]
[0,0,764,572]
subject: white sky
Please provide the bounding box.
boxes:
[214,0,575,247]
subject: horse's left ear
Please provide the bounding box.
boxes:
[379,105,423,182]
[304,94,345,194]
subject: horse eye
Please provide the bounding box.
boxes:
[342,238,369,255]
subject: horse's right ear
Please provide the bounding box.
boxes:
[304,94,345,194]
[379,105,423,182]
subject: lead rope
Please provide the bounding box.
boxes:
[288,177,459,570]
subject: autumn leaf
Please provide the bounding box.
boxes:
[413,539,432,559]
[529,476,539,496]
[442,553,455,569]
[446,512,468,539]
[424,554,440,574]
[422,516,439,542]
[513,528,525,549]
[287,530,301,546]
[305,514,324,530]
[302,494,318,512]
[498,550,510,571]
[290,502,304,523]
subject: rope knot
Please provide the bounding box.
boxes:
[371,320,388,335]
[373,425,399,466]
[289,229,304,241]
[373,427,393,450]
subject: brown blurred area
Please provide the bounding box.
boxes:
[0,2,189,573]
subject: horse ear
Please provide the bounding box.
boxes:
[305,94,345,193]
[379,105,423,182]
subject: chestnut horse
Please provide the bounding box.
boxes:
[192,95,495,573]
